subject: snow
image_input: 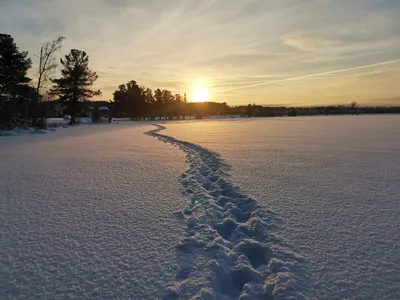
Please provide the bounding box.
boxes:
[162,115,400,300]
[2,116,399,299]
[0,118,131,137]
[0,128,57,136]
[0,123,187,299]
[146,125,305,299]
[47,117,70,126]
[79,117,93,124]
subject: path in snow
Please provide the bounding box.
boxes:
[161,116,400,300]
[146,125,307,300]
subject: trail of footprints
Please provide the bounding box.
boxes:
[146,125,305,300]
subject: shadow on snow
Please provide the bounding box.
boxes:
[145,125,308,300]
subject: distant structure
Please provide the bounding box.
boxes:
[98,106,109,119]
[98,106,109,112]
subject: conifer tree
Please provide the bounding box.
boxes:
[0,34,32,125]
[50,49,101,124]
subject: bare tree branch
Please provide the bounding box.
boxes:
[35,36,65,102]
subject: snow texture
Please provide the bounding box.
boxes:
[0,128,57,136]
[1,124,187,299]
[2,116,399,300]
[162,116,400,300]
[146,125,306,300]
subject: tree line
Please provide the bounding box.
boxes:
[0,33,100,127]
[112,80,188,120]
[1,32,399,129]
[110,81,233,121]
[233,103,400,117]
[0,32,232,126]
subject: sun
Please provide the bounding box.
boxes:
[192,87,210,102]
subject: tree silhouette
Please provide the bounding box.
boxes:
[111,79,242,120]
[35,36,65,102]
[50,49,101,124]
[113,80,143,120]
[141,87,155,119]
[350,101,358,115]
[154,88,164,120]
[0,33,32,126]
[162,89,175,119]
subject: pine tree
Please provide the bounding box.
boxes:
[154,88,164,120]
[50,49,101,125]
[0,34,32,125]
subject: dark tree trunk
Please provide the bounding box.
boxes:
[12,92,16,121]
[70,97,76,125]
[25,101,30,125]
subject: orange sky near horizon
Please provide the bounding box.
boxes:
[1,0,399,106]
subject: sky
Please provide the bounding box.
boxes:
[1,0,399,106]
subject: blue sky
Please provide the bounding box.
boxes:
[1,0,399,105]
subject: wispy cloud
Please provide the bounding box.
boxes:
[0,0,399,105]
[219,59,400,92]
[282,32,341,52]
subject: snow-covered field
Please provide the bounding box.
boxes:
[1,116,399,299]
[163,115,400,300]
[146,125,305,299]
[1,123,187,299]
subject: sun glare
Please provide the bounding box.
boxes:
[192,87,210,102]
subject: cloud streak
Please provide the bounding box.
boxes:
[282,32,341,52]
[0,0,399,105]
[219,58,400,92]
